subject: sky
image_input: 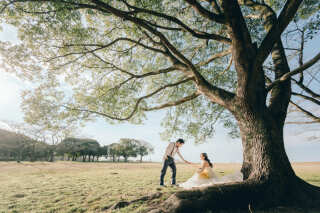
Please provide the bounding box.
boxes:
[0,23,319,163]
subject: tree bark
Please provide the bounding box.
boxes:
[234,103,294,181]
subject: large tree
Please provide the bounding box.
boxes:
[0,0,320,211]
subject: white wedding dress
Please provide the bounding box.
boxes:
[179,165,243,189]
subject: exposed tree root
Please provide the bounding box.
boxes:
[147,177,320,213]
[107,192,163,211]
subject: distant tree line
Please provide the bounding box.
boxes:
[0,127,153,162]
[107,138,154,162]
[0,129,53,162]
[57,137,153,162]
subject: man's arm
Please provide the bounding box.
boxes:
[177,149,191,164]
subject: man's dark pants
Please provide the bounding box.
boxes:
[160,156,176,185]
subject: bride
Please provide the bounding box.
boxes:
[179,153,242,189]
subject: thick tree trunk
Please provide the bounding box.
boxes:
[236,106,294,181]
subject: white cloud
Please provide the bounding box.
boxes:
[0,120,13,131]
[0,72,24,122]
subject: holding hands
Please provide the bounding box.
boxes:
[184,160,192,164]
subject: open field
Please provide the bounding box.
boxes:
[0,161,319,213]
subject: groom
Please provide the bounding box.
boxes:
[160,138,191,186]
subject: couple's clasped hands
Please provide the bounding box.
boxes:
[183,160,207,174]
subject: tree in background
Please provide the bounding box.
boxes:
[57,137,100,161]
[1,0,320,211]
[135,140,154,162]
[108,143,119,162]
[57,137,82,161]
[0,128,34,162]
[1,120,77,162]
[97,145,109,161]
[8,122,44,162]
[84,139,100,162]
[117,138,138,162]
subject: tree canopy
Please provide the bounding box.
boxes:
[0,0,319,141]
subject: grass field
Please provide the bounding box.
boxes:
[0,161,319,213]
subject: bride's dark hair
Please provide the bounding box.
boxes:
[201,153,213,168]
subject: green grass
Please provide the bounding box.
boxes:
[0,161,319,213]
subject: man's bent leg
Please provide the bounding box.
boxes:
[160,160,169,185]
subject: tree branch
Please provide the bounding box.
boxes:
[6,0,105,13]
[254,0,303,68]
[89,0,237,108]
[221,0,258,99]
[292,78,320,99]
[241,0,293,125]
[205,0,222,14]
[63,78,193,121]
[56,37,167,55]
[121,0,231,43]
[298,29,305,83]
[0,1,17,14]
[142,92,200,111]
[14,4,88,14]
[45,45,107,62]
[286,121,319,124]
[89,50,176,78]
[292,92,320,106]
[290,101,320,123]
[88,51,178,96]
[184,0,225,24]
[221,0,253,53]
[267,52,320,90]
[197,48,231,67]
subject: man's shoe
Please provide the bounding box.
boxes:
[171,184,178,187]
[160,184,166,187]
